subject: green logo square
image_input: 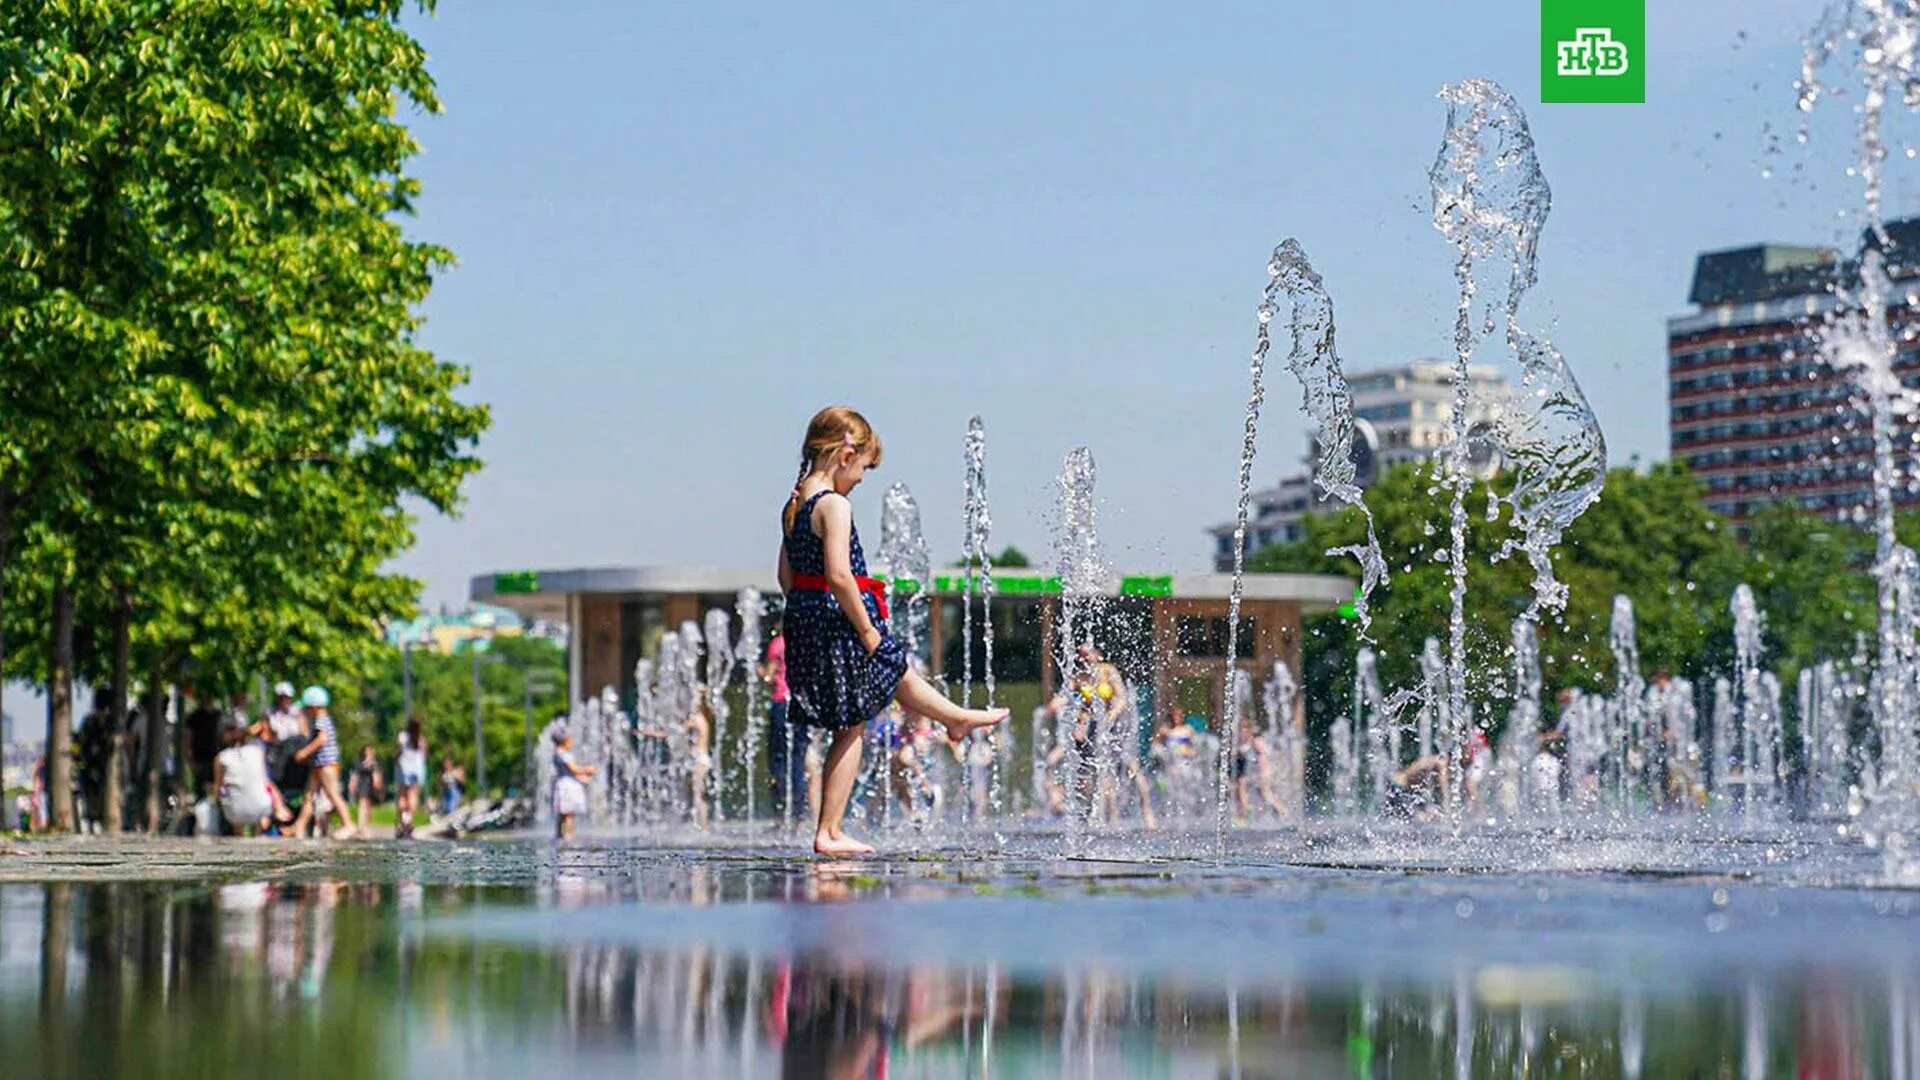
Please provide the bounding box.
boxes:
[1542,0,1644,103]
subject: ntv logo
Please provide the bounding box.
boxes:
[1555,28,1629,77]
[1541,2,1641,102]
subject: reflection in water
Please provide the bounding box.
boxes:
[4,876,1920,1077]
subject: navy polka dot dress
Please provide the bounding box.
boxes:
[784,490,909,731]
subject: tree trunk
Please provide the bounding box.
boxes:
[0,491,10,725]
[143,675,166,832]
[47,580,77,832]
[102,592,130,835]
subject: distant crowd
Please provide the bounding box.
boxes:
[15,683,472,840]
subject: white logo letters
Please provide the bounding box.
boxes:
[1556,28,1629,77]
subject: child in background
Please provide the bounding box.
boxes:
[293,686,358,840]
[214,715,283,835]
[777,406,1007,855]
[551,725,596,840]
[439,757,465,816]
[349,746,384,834]
[687,690,714,829]
[395,717,428,839]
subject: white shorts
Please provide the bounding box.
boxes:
[222,794,273,829]
[553,778,589,817]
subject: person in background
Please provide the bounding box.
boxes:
[292,686,357,840]
[394,717,427,839]
[213,714,285,836]
[264,682,305,745]
[438,757,465,816]
[348,746,383,834]
[30,755,48,832]
[184,690,223,801]
[687,689,714,829]
[77,687,114,832]
[550,724,596,840]
[759,618,809,826]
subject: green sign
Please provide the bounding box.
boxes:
[1541,0,1643,104]
[932,573,1063,594]
[1119,574,1173,597]
[1338,588,1363,621]
[993,575,1063,595]
[493,571,539,594]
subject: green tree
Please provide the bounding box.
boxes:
[332,636,569,796]
[950,545,1032,569]
[0,1,487,830]
[1254,460,1898,787]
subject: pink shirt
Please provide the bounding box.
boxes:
[766,635,790,702]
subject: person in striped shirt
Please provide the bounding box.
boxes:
[293,685,359,840]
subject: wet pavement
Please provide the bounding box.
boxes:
[3,827,1919,1077]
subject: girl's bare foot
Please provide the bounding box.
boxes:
[940,708,1009,743]
[814,832,875,856]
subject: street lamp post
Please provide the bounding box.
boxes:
[471,649,501,796]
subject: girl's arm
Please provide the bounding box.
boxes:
[296,728,327,763]
[815,495,882,652]
[212,756,226,793]
[777,541,793,594]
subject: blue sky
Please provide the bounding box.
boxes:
[387,0,1864,606]
[7,0,1908,733]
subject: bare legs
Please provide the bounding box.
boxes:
[314,765,356,839]
[812,672,1008,855]
[815,724,872,855]
[894,669,1009,742]
[396,784,419,838]
[690,763,711,829]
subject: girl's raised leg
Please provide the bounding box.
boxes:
[894,669,1009,742]
[815,724,874,856]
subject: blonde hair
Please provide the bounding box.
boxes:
[782,406,883,532]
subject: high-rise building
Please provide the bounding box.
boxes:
[1209,360,1506,570]
[1668,221,1920,523]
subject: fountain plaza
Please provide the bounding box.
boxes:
[16,6,1920,1075]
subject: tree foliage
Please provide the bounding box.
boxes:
[329,636,568,795]
[1251,461,1890,742]
[0,1,488,829]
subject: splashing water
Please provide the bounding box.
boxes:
[1214,248,1284,857]
[1427,78,1607,819]
[1053,447,1110,850]
[703,608,736,823]
[1354,647,1396,810]
[1270,239,1388,630]
[1729,585,1777,819]
[1801,0,1920,866]
[735,588,765,824]
[1609,596,1647,802]
[878,482,934,656]
[961,417,1004,825]
[1261,660,1302,816]
[1502,618,1543,816]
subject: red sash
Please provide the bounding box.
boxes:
[789,573,891,621]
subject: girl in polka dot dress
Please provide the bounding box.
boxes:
[780,406,1008,855]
